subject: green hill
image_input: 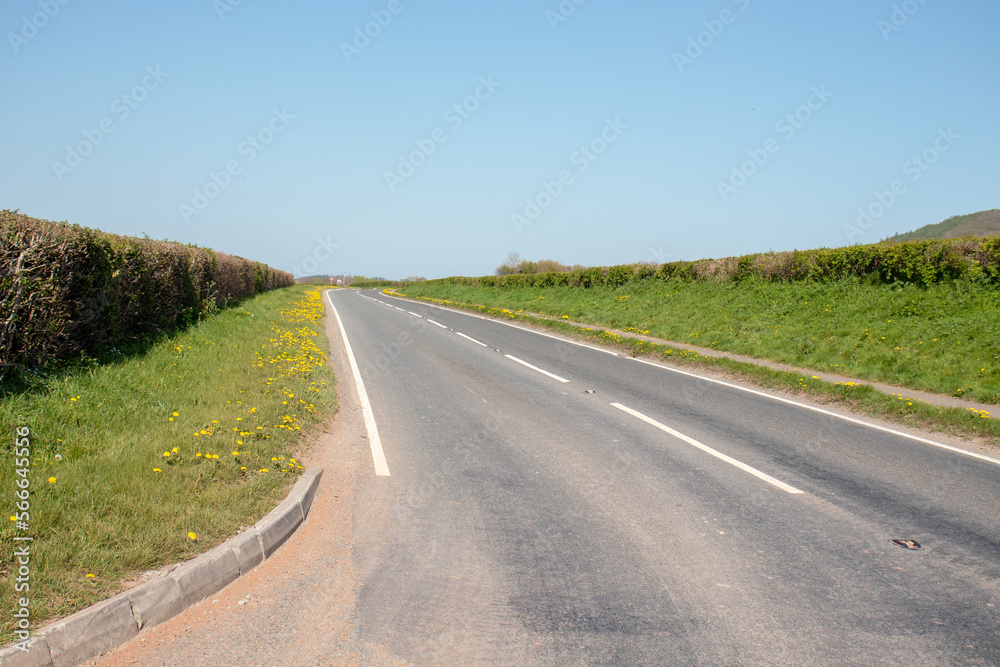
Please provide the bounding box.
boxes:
[887,209,1000,243]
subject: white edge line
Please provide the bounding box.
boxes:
[380,293,611,355]
[491,319,619,356]
[456,332,489,347]
[505,354,570,383]
[611,403,804,494]
[325,291,391,476]
[625,357,1000,468]
[427,319,448,329]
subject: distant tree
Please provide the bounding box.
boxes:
[536,259,570,273]
[496,255,587,275]
[495,251,523,275]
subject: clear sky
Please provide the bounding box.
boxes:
[2,0,997,279]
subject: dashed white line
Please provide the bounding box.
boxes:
[491,319,618,356]
[505,355,570,383]
[456,332,488,347]
[326,292,391,477]
[427,319,448,329]
[611,403,803,494]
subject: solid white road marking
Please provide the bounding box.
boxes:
[456,332,488,347]
[505,355,571,383]
[427,319,448,329]
[625,357,1000,468]
[611,403,804,494]
[325,291,391,476]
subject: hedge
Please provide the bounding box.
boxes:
[1,210,293,369]
[414,237,1000,291]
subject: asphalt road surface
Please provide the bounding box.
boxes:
[98,288,1000,666]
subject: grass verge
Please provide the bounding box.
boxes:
[400,278,1000,404]
[1,285,335,644]
[391,288,1000,444]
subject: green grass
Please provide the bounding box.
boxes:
[396,278,999,440]
[401,277,1000,405]
[0,285,335,643]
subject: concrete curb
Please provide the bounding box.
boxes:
[0,468,323,667]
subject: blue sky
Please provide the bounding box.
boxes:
[2,0,997,279]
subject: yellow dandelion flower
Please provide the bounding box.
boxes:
[48,477,56,484]
[153,468,162,473]
[188,532,197,541]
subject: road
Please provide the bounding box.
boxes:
[98,288,1000,666]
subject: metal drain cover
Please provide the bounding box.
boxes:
[890,539,922,550]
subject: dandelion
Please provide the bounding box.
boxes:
[48,477,56,484]
[188,532,197,541]
[232,451,240,456]
[260,468,269,473]
[196,452,203,458]
[153,468,162,473]
[86,574,95,578]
